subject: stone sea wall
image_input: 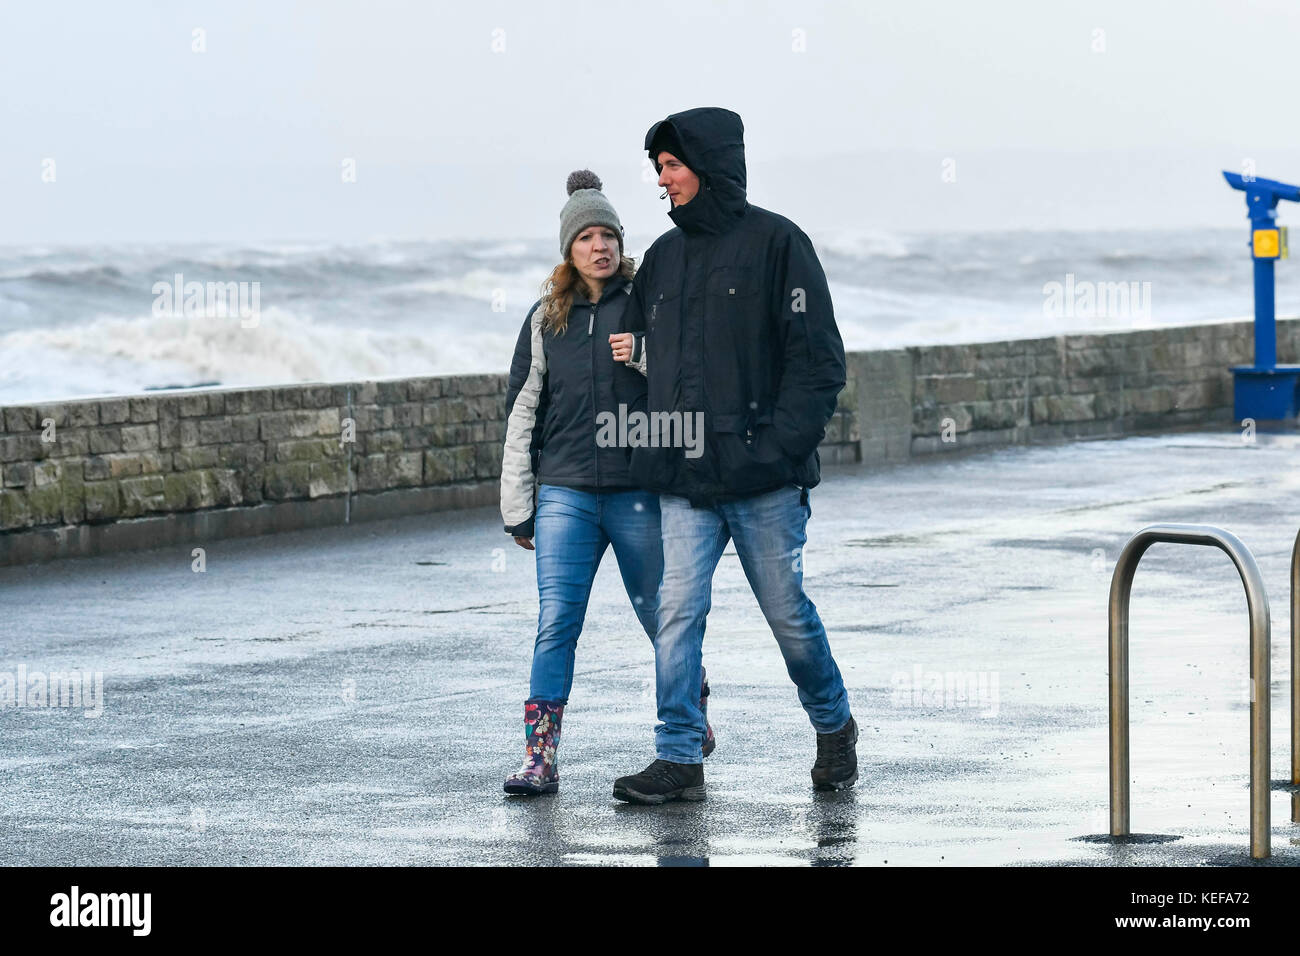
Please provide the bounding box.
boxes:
[0,317,1284,565]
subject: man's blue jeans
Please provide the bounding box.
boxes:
[530,484,662,702]
[653,483,851,763]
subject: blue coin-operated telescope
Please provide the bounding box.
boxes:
[1223,171,1300,420]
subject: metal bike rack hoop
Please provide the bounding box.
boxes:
[1291,528,1300,787]
[1109,523,1271,860]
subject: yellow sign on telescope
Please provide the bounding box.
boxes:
[1253,228,1281,259]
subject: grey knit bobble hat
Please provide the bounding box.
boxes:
[559,170,623,259]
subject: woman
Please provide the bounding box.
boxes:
[499,170,714,795]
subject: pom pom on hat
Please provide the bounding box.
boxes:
[566,169,603,195]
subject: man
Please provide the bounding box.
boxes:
[612,107,857,804]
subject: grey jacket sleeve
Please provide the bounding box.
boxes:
[500,302,546,537]
[627,333,647,377]
[622,268,648,377]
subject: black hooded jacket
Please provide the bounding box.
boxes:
[624,107,847,507]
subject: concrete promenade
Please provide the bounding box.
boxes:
[3,427,1300,866]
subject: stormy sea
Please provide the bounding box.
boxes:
[0,227,1286,405]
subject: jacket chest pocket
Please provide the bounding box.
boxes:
[704,265,763,358]
[703,265,767,416]
[648,288,681,334]
[705,265,759,314]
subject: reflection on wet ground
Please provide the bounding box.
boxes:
[3,430,1300,864]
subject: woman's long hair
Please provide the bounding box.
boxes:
[539,252,636,335]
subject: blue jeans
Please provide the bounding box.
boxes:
[529,484,662,702]
[653,483,851,763]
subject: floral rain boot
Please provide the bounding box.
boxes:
[503,699,563,795]
[701,667,716,758]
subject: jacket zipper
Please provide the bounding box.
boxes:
[691,244,709,459]
[589,302,599,488]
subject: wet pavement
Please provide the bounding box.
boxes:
[3,427,1300,866]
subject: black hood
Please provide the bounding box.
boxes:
[644,107,748,236]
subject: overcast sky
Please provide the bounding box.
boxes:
[3,0,1299,243]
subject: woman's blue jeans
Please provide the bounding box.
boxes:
[529,484,663,702]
